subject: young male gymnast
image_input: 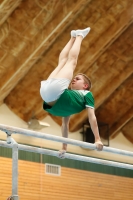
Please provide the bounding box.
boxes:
[40,27,103,158]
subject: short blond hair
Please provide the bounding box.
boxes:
[77,73,92,90]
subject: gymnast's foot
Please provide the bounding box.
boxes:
[76,27,91,38]
[71,30,76,38]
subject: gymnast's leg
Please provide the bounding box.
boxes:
[53,27,90,81]
[41,28,90,105]
[47,33,76,80]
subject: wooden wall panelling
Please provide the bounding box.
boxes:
[0,157,133,200]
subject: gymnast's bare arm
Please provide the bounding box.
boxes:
[62,116,70,150]
[87,107,103,151]
[58,116,70,159]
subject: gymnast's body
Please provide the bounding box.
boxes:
[40,27,103,158]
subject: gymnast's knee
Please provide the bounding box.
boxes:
[67,57,77,66]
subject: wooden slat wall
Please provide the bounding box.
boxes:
[0,157,133,200]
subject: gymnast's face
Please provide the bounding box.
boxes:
[70,75,88,90]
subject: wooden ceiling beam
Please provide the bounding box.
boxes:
[0,0,91,103]
[110,107,133,139]
[77,1,133,74]
[122,118,133,143]
[95,63,133,108]
[0,0,21,26]
[122,132,133,144]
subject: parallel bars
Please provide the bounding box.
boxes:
[0,123,133,200]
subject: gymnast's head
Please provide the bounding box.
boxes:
[70,73,92,90]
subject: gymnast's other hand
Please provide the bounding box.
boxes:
[58,149,66,159]
[95,140,103,151]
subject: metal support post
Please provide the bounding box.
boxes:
[6,135,19,200]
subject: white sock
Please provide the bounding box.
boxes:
[71,30,76,37]
[76,27,91,38]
